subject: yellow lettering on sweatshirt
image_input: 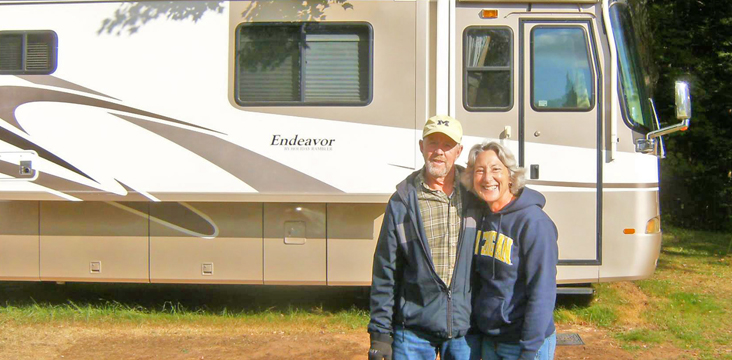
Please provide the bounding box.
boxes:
[474,230,482,255]
[475,230,514,265]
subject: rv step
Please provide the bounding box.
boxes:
[556,287,594,295]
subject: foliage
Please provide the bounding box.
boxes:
[98,1,225,35]
[98,1,353,36]
[646,0,732,230]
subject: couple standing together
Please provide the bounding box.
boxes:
[368,115,558,360]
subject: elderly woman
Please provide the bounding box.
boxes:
[462,141,558,360]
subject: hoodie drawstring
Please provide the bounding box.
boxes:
[477,211,487,255]
[492,214,503,280]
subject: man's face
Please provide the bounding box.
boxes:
[419,133,463,180]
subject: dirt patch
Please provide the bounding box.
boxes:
[64,332,367,360]
[554,324,628,360]
[0,323,369,360]
[554,324,694,360]
[608,282,652,328]
[0,322,696,360]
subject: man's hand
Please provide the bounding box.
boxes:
[368,332,393,360]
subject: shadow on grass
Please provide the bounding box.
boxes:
[655,259,705,274]
[0,282,370,315]
[555,293,595,309]
[662,226,732,258]
[660,247,724,259]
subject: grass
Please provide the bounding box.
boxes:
[556,226,732,359]
[0,284,370,333]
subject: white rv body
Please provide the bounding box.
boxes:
[0,0,663,286]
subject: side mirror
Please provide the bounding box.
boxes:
[635,81,691,156]
[675,81,691,120]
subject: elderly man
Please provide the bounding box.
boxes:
[368,115,480,360]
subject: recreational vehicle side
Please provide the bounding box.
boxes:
[0,0,690,287]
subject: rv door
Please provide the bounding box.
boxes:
[520,19,601,264]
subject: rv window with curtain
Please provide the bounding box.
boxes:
[463,27,513,111]
[531,26,594,111]
[236,23,372,106]
[0,31,57,75]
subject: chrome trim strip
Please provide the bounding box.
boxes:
[527,180,657,189]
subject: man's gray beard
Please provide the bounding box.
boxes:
[425,162,449,179]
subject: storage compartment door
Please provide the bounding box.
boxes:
[264,203,326,285]
[150,202,263,284]
[40,202,149,282]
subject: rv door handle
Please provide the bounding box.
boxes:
[284,237,306,245]
[284,221,306,245]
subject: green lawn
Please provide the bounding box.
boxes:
[556,226,732,359]
[0,283,371,333]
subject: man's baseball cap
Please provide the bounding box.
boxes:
[422,115,463,143]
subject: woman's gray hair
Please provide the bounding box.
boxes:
[461,141,526,195]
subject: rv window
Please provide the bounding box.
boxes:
[463,27,512,111]
[0,31,57,75]
[610,3,654,131]
[236,23,372,106]
[531,27,594,111]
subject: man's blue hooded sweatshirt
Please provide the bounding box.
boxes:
[473,187,558,360]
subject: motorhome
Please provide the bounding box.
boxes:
[0,0,691,289]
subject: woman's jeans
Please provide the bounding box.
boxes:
[481,332,556,360]
[392,327,482,360]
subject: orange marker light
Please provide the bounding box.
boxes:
[681,126,689,131]
[481,9,498,19]
[623,228,636,235]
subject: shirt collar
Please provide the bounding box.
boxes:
[416,168,461,197]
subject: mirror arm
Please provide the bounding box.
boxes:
[635,81,691,156]
[646,119,690,140]
[648,98,666,158]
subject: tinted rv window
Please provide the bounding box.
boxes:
[236,23,372,106]
[463,27,512,110]
[0,31,57,74]
[531,27,594,111]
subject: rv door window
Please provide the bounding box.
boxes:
[236,23,371,106]
[0,31,57,75]
[463,27,513,111]
[531,27,594,111]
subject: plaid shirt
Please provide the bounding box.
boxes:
[415,169,463,286]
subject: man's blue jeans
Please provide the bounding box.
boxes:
[392,327,481,360]
[480,332,556,360]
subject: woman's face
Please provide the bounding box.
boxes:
[473,150,513,210]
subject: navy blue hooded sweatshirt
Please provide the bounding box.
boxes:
[473,187,558,360]
[368,168,480,340]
